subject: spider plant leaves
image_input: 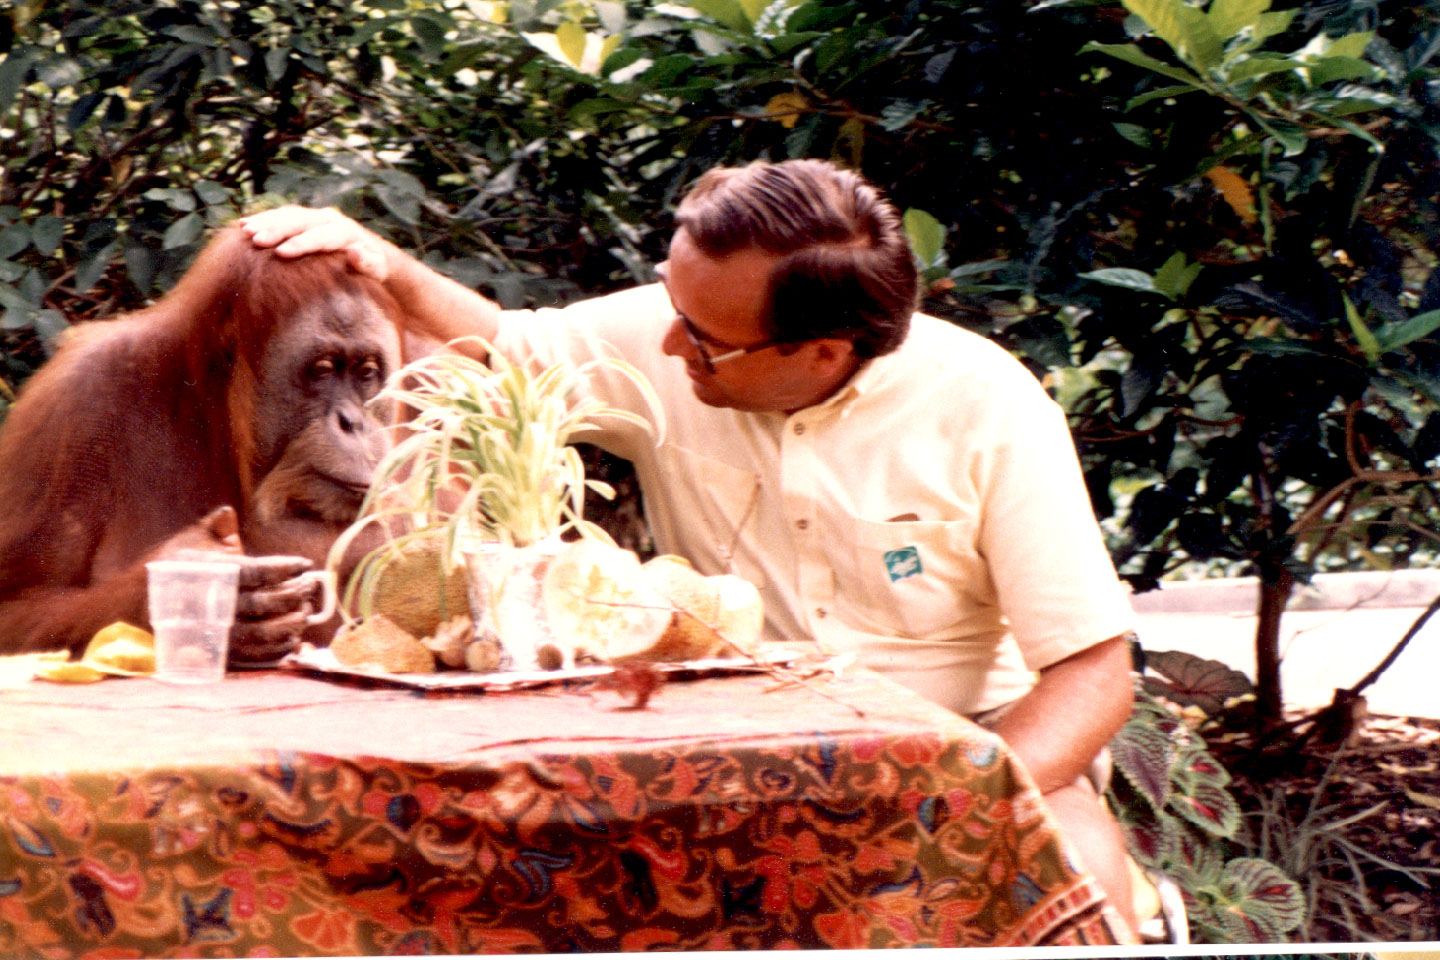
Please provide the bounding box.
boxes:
[326,336,664,621]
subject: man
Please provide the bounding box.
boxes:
[242,159,1140,931]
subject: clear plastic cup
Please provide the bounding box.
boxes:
[145,559,240,683]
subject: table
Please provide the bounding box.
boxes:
[0,663,1129,954]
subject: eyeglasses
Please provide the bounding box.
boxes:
[677,315,785,375]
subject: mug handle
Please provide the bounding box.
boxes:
[298,570,338,625]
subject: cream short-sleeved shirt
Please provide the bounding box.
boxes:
[496,283,1135,715]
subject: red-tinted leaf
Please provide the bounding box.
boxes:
[1144,649,1254,714]
[1109,720,1174,810]
[1172,781,1241,838]
[1214,857,1306,940]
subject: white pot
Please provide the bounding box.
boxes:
[465,535,568,671]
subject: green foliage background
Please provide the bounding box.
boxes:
[3,0,1439,708]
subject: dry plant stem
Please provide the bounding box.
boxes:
[1290,402,1440,539]
[578,599,868,719]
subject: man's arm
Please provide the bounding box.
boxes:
[987,633,1134,794]
[239,207,501,350]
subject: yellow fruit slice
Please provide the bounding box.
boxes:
[710,575,764,656]
[634,556,725,661]
[542,539,669,661]
[83,621,158,674]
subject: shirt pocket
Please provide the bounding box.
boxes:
[654,443,766,588]
[831,517,981,639]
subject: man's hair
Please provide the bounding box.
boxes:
[673,159,919,359]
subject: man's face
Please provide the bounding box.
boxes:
[658,228,857,414]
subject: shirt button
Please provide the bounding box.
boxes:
[815,607,828,619]
[794,423,806,435]
[796,518,809,531]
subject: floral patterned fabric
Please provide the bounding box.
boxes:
[0,668,1128,955]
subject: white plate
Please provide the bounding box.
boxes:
[281,645,807,692]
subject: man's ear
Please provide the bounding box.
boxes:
[810,338,858,371]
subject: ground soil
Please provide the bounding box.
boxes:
[1214,710,1440,943]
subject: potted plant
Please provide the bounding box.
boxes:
[327,338,664,671]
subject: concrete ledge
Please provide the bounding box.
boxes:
[1130,570,1440,718]
[1130,569,1440,615]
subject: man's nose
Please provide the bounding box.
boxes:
[661,317,689,358]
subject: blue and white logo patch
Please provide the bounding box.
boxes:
[883,546,922,582]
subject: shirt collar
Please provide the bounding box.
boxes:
[803,328,908,418]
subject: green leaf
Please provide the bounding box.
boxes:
[1246,9,1295,48]
[1079,267,1161,295]
[1304,56,1381,86]
[1376,309,1440,354]
[1243,337,1333,358]
[638,54,694,87]
[65,92,103,132]
[1206,0,1268,43]
[412,12,450,56]
[1126,83,1202,110]
[1171,779,1241,836]
[902,208,945,269]
[1123,0,1223,70]
[1109,720,1175,811]
[1079,41,1204,89]
[194,180,229,206]
[376,184,420,225]
[1112,121,1153,148]
[1120,362,1161,417]
[739,0,778,26]
[1387,369,1440,410]
[555,21,588,67]
[1153,251,1202,299]
[163,25,219,45]
[1256,116,1308,156]
[124,240,157,293]
[74,240,118,292]
[1144,649,1252,714]
[376,168,424,197]
[949,258,1007,279]
[687,0,752,32]
[1224,55,1301,83]
[0,50,35,122]
[162,213,205,251]
[568,97,632,120]
[144,187,197,213]
[1345,294,1381,363]
[593,1,628,34]
[0,223,31,260]
[0,281,33,311]
[600,46,645,78]
[1214,858,1306,940]
[265,47,288,81]
[31,216,65,257]
[1315,30,1375,61]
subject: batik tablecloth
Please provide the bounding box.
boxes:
[0,666,1128,955]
